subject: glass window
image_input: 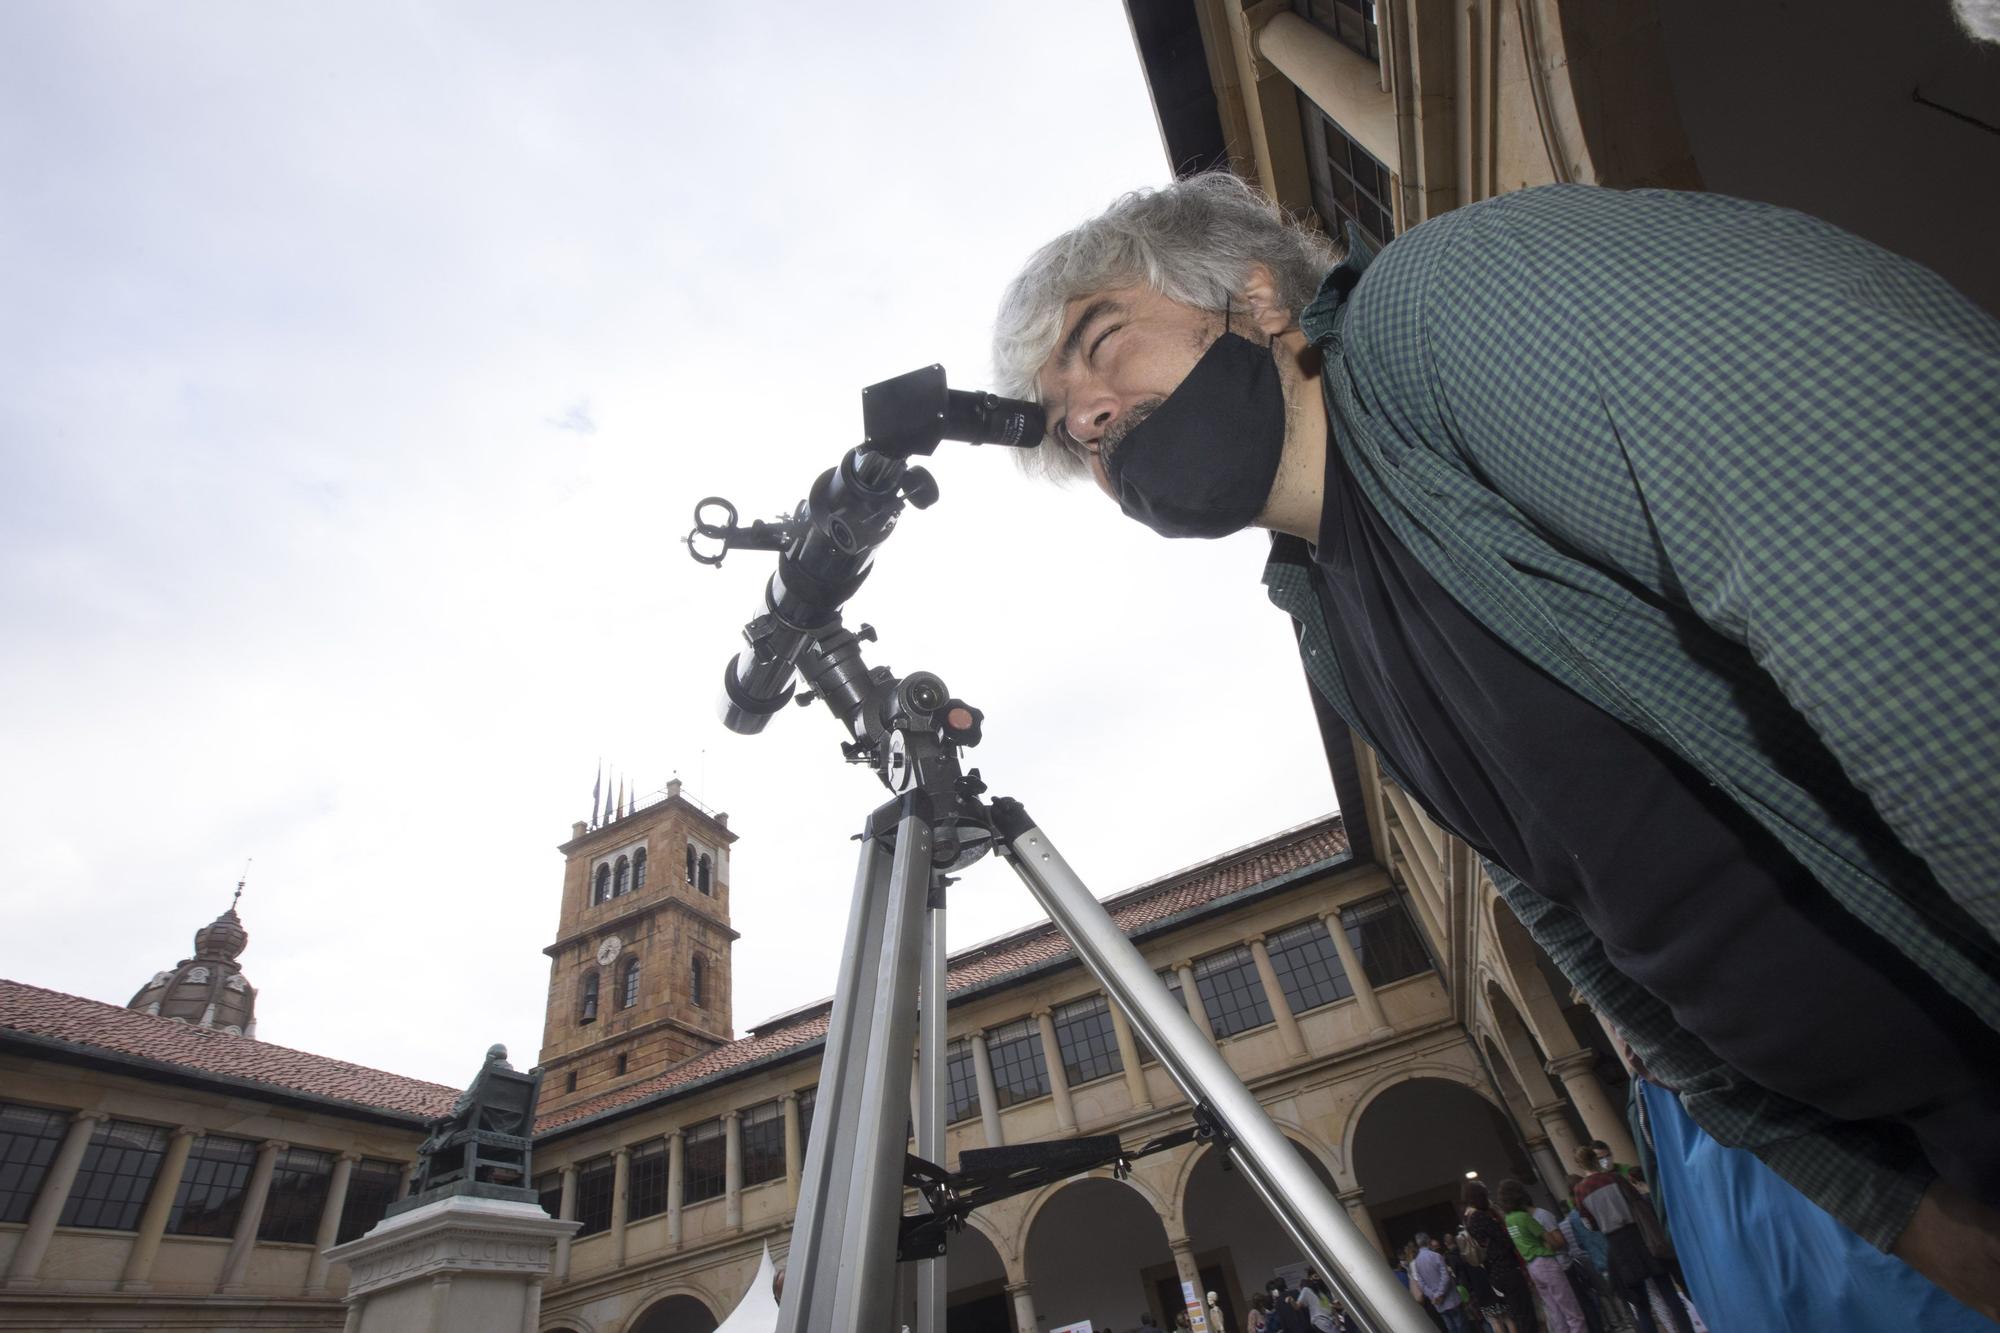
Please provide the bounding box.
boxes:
[594,864,612,904]
[740,1101,784,1187]
[797,1086,817,1152]
[337,1158,405,1243]
[632,847,648,890]
[621,957,640,1010]
[944,1040,981,1125]
[59,1118,166,1232]
[0,1104,70,1224]
[1137,968,1190,1065]
[1295,0,1379,62]
[697,854,713,894]
[685,844,697,885]
[167,1134,259,1237]
[683,1120,725,1204]
[1053,996,1123,1086]
[1194,946,1274,1038]
[985,1018,1050,1109]
[690,954,707,1008]
[1342,893,1431,985]
[614,856,630,897]
[1300,105,1397,250]
[534,1171,563,1221]
[628,1140,668,1221]
[258,1146,334,1244]
[1266,920,1355,1014]
[574,1156,615,1237]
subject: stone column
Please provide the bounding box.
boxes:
[969,1032,1004,1147]
[1547,1050,1639,1164]
[1248,937,1307,1060]
[610,1147,632,1266]
[666,1131,684,1247]
[1167,1235,1205,1319]
[303,1152,360,1295]
[1523,1133,1571,1205]
[1107,1002,1154,1112]
[781,1093,802,1206]
[1337,1187,1386,1259]
[1322,910,1394,1039]
[3,1110,106,1287]
[1006,1278,1039,1333]
[120,1123,199,1291]
[1175,961,1212,1039]
[217,1138,286,1292]
[724,1111,744,1230]
[553,1163,578,1280]
[1531,1099,1587,1171]
[1033,1009,1077,1133]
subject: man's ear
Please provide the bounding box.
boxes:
[1239,262,1294,338]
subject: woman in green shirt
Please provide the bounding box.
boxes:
[1498,1178,1589,1333]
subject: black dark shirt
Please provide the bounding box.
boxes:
[1308,440,2000,1185]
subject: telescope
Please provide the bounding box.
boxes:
[683,366,1432,1333]
[687,364,1043,737]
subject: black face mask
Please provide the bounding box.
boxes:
[1104,330,1287,540]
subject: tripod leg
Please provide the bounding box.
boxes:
[914,896,948,1333]
[777,809,934,1333]
[993,803,1436,1333]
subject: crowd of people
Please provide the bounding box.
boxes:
[1132,1140,1704,1333]
[1381,1143,1702,1333]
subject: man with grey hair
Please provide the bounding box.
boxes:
[994,173,2000,1319]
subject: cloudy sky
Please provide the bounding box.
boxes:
[0,1,1336,1087]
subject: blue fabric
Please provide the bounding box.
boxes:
[1640,1080,1997,1332]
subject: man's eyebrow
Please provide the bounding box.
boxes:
[1053,297,1122,373]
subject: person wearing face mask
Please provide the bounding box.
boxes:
[993,172,2000,1323]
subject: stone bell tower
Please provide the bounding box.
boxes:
[536,778,738,1115]
[127,883,259,1037]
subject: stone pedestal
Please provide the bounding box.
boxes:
[325,1192,578,1333]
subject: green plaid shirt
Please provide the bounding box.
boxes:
[1265,185,2000,1248]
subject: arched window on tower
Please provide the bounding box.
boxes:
[685,845,697,885]
[579,972,599,1024]
[690,955,707,1009]
[613,856,630,897]
[632,847,647,890]
[620,956,640,1009]
[593,864,612,905]
[697,854,713,895]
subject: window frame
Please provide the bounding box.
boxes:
[681,1119,726,1205]
[59,1117,167,1232]
[1341,892,1432,986]
[739,1100,785,1188]
[627,1139,668,1221]
[336,1157,405,1244]
[943,1040,981,1125]
[620,956,641,1010]
[1193,944,1275,1039]
[983,1018,1050,1110]
[1265,919,1356,1015]
[1052,995,1124,1087]
[166,1133,259,1238]
[579,971,600,1024]
[257,1145,335,1244]
[0,1103,71,1225]
[573,1155,615,1237]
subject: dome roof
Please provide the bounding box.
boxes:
[193,905,249,961]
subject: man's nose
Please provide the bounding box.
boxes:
[1066,390,1121,450]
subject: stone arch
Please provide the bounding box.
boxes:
[1162,1117,1345,1223]
[922,1213,1012,1333]
[1016,1165,1171,1246]
[1023,1174,1179,1332]
[1178,1137,1345,1331]
[625,1290,717,1333]
[1336,1059,1503,1171]
[1348,1075,1539,1256]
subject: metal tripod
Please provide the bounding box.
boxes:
[768,637,1432,1333]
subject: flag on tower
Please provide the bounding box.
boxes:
[591,762,603,828]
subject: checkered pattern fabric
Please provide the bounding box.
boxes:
[1265,186,2000,1249]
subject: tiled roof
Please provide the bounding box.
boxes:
[0,979,460,1122]
[537,813,1348,1134]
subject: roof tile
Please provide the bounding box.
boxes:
[0,980,459,1121]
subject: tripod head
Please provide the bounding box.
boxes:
[685,366,1039,856]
